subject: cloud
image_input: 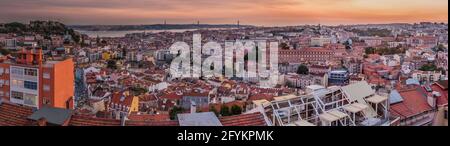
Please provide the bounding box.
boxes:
[0,0,447,25]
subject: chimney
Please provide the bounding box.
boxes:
[190,101,197,114]
[120,112,127,126]
[37,118,47,126]
[428,91,441,108]
[427,92,439,109]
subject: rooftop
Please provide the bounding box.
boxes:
[0,102,34,126]
[390,87,432,118]
[177,112,223,126]
[28,107,73,125]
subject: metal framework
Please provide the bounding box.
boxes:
[269,84,390,126]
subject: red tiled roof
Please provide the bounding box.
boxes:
[69,114,179,126]
[128,113,170,121]
[160,92,183,100]
[390,87,433,118]
[111,92,134,107]
[69,115,121,126]
[248,93,275,102]
[139,94,158,102]
[436,80,448,90]
[126,120,179,126]
[219,113,267,126]
[0,102,34,126]
[431,83,448,106]
[184,92,209,97]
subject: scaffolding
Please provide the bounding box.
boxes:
[270,95,321,126]
[269,82,390,126]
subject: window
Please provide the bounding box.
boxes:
[23,93,37,106]
[11,80,23,87]
[43,72,50,79]
[24,81,37,90]
[11,91,23,100]
[0,91,3,97]
[24,69,37,76]
[43,85,50,91]
[43,97,51,105]
[11,67,23,75]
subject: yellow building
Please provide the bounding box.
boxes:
[109,91,140,119]
[102,51,111,60]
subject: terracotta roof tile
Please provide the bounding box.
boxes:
[431,83,448,106]
[128,114,170,121]
[126,120,179,126]
[111,92,134,107]
[248,93,275,102]
[160,92,183,100]
[220,113,267,126]
[69,115,121,126]
[390,87,433,118]
[0,102,34,126]
[69,114,179,126]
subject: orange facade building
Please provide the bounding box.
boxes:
[0,48,74,109]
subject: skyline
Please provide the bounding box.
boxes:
[0,0,448,26]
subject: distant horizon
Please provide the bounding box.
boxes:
[1,20,448,27]
[0,0,447,26]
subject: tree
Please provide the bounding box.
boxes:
[297,64,309,75]
[210,106,219,116]
[169,106,183,120]
[107,60,117,69]
[220,105,231,116]
[365,47,376,54]
[0,47,11,56]
[129,86,148,96]
[280,42,290,50]
[419,64,438,71]
[231,105,242,115]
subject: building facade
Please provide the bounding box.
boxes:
[328,70,349,86]
[0,49,74,109]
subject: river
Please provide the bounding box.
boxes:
[75,29,198,38]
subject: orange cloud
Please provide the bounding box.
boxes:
[0,0,447,25]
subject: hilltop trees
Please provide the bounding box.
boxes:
[297,64,309,75]
[0,21,81,43]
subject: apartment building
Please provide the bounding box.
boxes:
[0,48,74,109]
[279,47,334,63]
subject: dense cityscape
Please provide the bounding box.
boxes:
[0,20,447,126]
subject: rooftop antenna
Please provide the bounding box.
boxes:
[238,20,240,29]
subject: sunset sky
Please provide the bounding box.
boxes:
[0,0,447,26]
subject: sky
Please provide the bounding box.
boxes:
[0,0,448,26]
